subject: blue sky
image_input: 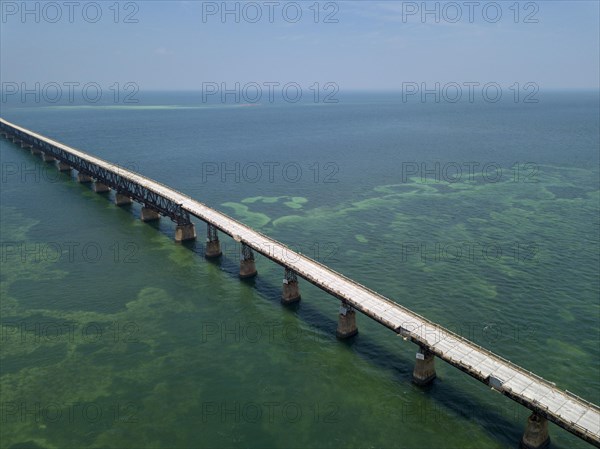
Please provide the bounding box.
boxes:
[1,1,599,91]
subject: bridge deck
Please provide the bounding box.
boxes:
[1,118,599,446]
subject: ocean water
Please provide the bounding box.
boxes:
[0,91,598,449]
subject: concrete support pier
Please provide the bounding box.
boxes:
[240,243,257,278]
[205,224,222,258]
[57,161,72,172]
[31,147,42,155]
[77,173,92,183]
[115,193,133,206]
[175,223,196,242]
[282,268,301,304]
[413,346,436,386]
[20,142,32,149]
[141,207,160,222]
[93,182,110,193]
[41,152,56,162]
[520,413,550,449]
[337,302,358,338]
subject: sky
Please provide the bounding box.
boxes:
[1,1,599,92]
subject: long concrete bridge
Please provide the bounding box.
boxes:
[1,117,599,448]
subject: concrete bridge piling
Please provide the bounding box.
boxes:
[41,152,56,163]
[337,302,358,338]
[282,268,301,304]
[175,223,196,242]
[520,412,550,449]
[115,193,133,206]
[240,243,257,278]
[77,173,92,183]
[57,161,72,172]
[141,206,160,222]
[93,181,110,193]
[205,224,222,258]
[413,346,436,386]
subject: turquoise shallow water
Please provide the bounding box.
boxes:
[0,92,598,449]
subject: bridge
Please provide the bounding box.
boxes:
[1,117,599,449]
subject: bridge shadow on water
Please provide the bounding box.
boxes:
[177,240,571,449]
[6,141,569,449]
